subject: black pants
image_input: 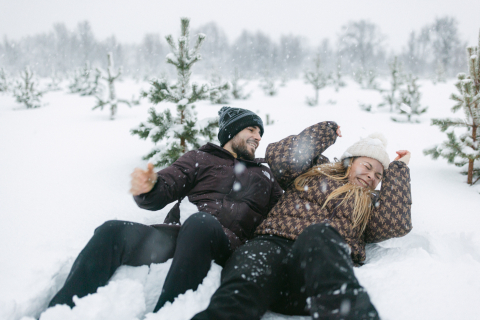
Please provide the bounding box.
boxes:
[48,212,232,312]
[192,223,378,320]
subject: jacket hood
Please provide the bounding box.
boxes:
[199,143,266,165]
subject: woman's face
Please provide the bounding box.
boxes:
[348,157,384,190]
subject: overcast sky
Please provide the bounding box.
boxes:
[1,0,479,51]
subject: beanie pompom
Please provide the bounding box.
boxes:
[367,133,388,148]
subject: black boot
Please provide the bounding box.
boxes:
[308,287,380,320]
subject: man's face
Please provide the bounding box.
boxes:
[230,126,262,161]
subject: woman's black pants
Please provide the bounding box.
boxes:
[192,223,379,320]
[48,212,232,312]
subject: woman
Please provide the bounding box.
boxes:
[191,121,412,320]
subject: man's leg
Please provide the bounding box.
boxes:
[48,220,177,308]
[191,236,291,320]
[153,212,232,311]
[287,223,379,320]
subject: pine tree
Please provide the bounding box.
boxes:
[304,54,329,106]
[93,52,135,120]
[68,62,102,96]
[208,67,231,104]
[132,18,220,168]
[259,69,277,96]
[0,67,10,93]
[391,74,428,123]
[230,67,250,100]
[13,66,43,108]
[434,61,447,84]
[331,58,346,92]
[46,67,62,92]
[424,32,480,185]
[380,56,404,112]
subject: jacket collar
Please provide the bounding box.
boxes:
[199,143,266,165]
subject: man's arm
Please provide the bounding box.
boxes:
[132,151,198,211]
[265,121,339,190]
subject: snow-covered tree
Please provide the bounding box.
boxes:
[331,57,346,92]
[13,66,43,108]
[380,56,404,111]
[338,20,386,83]
[259,69,277,96]
[424,36,480,185]
[392,74,428,123]
[45,68,63,92]
[304,54,329,106]
[69,62,102,96]
[208,67,231,104]
[93,52,135,120]
[434,61,446,84]
[0,67,10,93]
[132,18,220,168]
[230,67,250,100]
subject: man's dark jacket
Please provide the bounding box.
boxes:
[134,143,283,249]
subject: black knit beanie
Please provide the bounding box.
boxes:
[218,107,264,146]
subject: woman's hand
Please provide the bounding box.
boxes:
[394,150,411,165]
[336,125,342,137]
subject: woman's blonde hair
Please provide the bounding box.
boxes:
[294,158,373,235]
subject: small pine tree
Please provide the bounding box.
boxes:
[304,54,329,106]
[380,56,404,112]
[46,68,62,92]
[208,68,231,104]
[231,67,250,100]
[433,61,447,84]
[69,62,102,96]
[13,66,43,108]
[424,33,480,185]
[0,68,10,93]
[391,74,428,123]
[93,52,135,120]
[259,69,277,96]
[331,58,346,92]
[132,17,219,168]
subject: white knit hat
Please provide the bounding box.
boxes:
[340,133,390,170]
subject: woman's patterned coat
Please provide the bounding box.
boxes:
[255,121,412,264]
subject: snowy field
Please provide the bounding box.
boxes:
[1,77,479,320]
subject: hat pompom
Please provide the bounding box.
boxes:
[367,132,388,148]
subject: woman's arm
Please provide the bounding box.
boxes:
[363,157,412,243]
[265,121,338,189]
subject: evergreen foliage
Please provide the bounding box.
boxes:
[331,58,346,92]
[132,18,220,168]
[304,54,329,106]
[259,69,277,96]
[380,56,404,111]
[230,67,251,100]
[93,52,135,120]
[69,62,102,96]
[0,67,10,93]
[45,68,62,92]
[424,32,480,185]
[208,68,231,104]
[13,66,43,108]
[391,74,428,123]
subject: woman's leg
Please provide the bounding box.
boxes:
[48,220,176,308]
[153,212,232,311]
[287,223,379,319]
[191,236,292,320]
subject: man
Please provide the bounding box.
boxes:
[47,106,283,312]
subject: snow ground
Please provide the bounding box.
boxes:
[0,78,479,320]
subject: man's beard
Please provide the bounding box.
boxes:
[232,137,256,161]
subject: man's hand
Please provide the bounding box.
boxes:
[130,163,157,196]
[394,150,411,165]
